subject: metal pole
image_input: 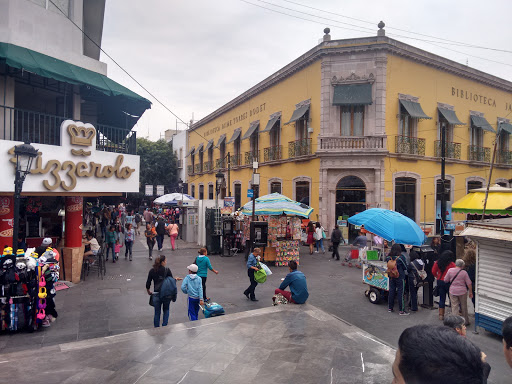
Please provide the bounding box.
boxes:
[12,170,21,256]
[482,124,500,219]
[227,152,231,197]
[423,194,426,231]
[252,168,256,222]
[440,122,447,235]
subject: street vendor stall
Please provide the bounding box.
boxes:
[240,193,313,266]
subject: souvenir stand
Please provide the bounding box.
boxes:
[240,193,313,267]
[0,247,59,332]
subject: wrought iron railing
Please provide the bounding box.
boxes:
[0,105,137,154]
[319,136,385,150]
[187,165,194,175]
[497,150,512,165]
[395,136,425,156]
[194,163,201,173]
[245,150,260,165]
[231,154,242,167]
[215,158,225,170]
[434,141,461,159]
[264,145,282,161]
[288,138,312,158]
[467,145,490,162]
[204,161,213,172]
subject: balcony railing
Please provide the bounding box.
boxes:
[177,159,183,168]
[434,141,461,159]
[497,150,512,165]
[215,158,225,170]
[0,105,136,154]
[245,150,260,165]
[187,165,194,175]
[467,145,490,162]
[289,138,312,158]
[395,136,425,156]
[194,163,201,173]
[231,154,242,167]
[204,161,213,173]
[264,145,282,162]
[319,136,385,150]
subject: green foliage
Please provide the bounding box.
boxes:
[137,138,177,194]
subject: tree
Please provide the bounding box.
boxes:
[137,138,177,196]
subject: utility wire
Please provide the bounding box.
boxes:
[47,0,212,142]
[279,0,512,54]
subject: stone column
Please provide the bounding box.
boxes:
[0,196,14,250]
[62,196,84,283]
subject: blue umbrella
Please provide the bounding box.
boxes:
[348,208,426,246]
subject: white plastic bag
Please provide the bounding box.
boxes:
[260,262,272,276]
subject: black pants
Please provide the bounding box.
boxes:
[332,241,340,260]
[147,239,155,258]
[156,234,164,250]
[244,269,258,300]
[201,276,207,301]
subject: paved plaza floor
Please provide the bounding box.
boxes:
[0,235,509,383]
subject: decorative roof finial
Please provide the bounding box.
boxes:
[323,27,331,42]
[378,21,385,37]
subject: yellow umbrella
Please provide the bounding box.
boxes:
[452,184,512,215]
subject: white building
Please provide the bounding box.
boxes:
[166,129,187,188]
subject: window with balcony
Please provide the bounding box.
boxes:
[208,184,214,200]
[497,130,511,164]
[199,185,204,200]
[270,182,282,194]
[468,125,488,162]
[340,106,364,136]
[191,154,195,173]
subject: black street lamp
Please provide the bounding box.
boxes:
[13,143,38,254]
[215,172,224,206]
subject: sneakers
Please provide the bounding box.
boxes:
[399,311,410,316]
[314,251,318,253]
[388,308,394,313]
[149,256,153,260]
[42,318,51,327]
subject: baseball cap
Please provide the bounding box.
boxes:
[187,264,198,273]
[42,238,52,246]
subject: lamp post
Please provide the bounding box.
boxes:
[178,178,184,240]
[12,143,38,254]
[215,172,224,210]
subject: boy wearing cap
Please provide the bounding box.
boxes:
[181,264,204,321]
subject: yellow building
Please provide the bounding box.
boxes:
[187,25,512,240]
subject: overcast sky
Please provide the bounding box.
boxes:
[101,0,512,141]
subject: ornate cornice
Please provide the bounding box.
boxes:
[190,36,512,131]
[331,72,375,85]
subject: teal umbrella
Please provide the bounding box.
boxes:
[241,193,313,218]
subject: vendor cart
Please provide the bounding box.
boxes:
[363,261,389,304]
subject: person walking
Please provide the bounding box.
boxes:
[314,222,325,253]
[306,221,315,255]
[195,248,219,302]
[105,225,116,262]
[444,259,473,326]
[145,223,157,260]
[125,210,134,227]
[155,215,167,251]
[463,249,476,309]
[181,264,204,321]
[330,224,343,260]
[143,208,154,225]
[146,255,181,327]
[167,220,179,251]
[432,250,456,321]
[124,223,135,261]
[407,250,425,312]
[386,244,409,316]
[243,248,262,301]
[134,211,142,235]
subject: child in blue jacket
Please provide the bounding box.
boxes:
[195,248,219,302]
[181,264,204,321]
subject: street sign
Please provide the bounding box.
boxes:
[247,189,254,198]
[145,185,153,196]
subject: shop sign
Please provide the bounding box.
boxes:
[247,189,254,198]
[145,185,153,196]
[156,185,165,196]
[337,220,347,227]
[0,120,139,193]
[224,196,235,207]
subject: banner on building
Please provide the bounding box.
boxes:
[156,185,165,196]
[145,185,153,196]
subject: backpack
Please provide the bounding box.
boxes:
[156,220,166,235]
[387,257,400,279]
[135,213,142,223]
[159,275,178,301]
[412,261,427,282]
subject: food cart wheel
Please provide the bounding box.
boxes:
[368,287,382,304]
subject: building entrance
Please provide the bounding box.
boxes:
[335,176,366,242]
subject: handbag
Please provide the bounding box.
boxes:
[260,262,272,276]
[149,294,155,307]
[433,285,439,297]
[254,264,267,283]
[322,228,326,239]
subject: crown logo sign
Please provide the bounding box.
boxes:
[68,125,96,147]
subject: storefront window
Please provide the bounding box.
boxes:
[270,182,282,194]
[340,106,364,136]
[295,181,309,205]
[395,177,416,221]
[336,176,366,241]
[234,183,241,209]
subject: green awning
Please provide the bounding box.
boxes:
[499,122,512,134]
[216,134,226,147]
[185,146,195,157]
[205,140,214,151]
[471,115,495,133]
[242,121,260,140]
[194,143,204,154]
[227,128,241,144]
[0,42,150,119]
[285,104,309,125]
[261,115,280,133]
[400,100,431,119]
[438,107,465,125]
[332,84,372,106]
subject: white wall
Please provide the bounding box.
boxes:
[167,130,187,185]
[197,199,223,246]
[0,0,107,74]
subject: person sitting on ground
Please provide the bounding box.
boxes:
[392,325,489,384]
[83,230,100,262]
[503,316,512,368]
[274,260,309,304]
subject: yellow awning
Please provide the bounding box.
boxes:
[452,184,512,215]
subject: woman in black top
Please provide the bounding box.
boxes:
[146,255,180,327]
